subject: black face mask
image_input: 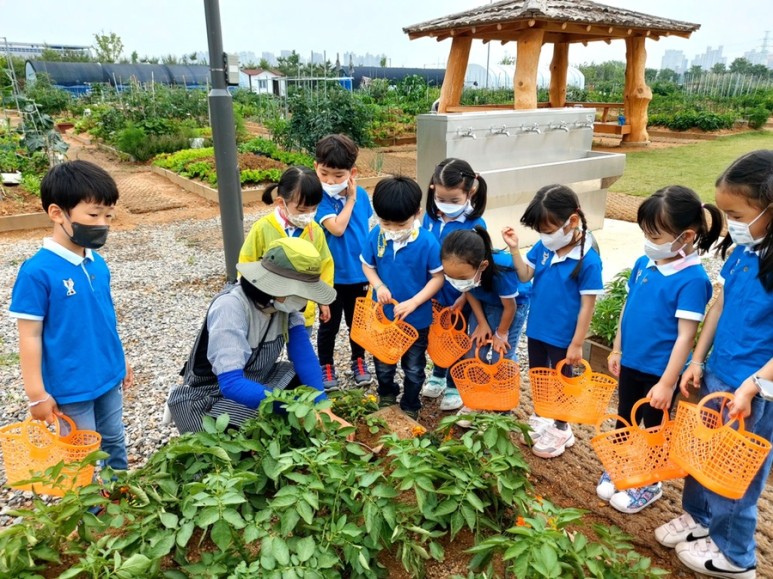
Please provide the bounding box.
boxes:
[63,214,109,249]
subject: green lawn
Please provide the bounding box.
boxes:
[609,131,773,201]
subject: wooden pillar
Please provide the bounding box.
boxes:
[514,28,544,109]
[438,36,472,113]
[549,42,569,107]
[623,36,652,143]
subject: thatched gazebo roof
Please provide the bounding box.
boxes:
[404,0,700,144]
[404,0,700,43]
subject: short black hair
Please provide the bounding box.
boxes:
[372,176,422,222]
[315,134,358,170]
[262,166,322,207]
[40,160,119,212]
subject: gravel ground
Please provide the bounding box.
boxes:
[0,218,726,530]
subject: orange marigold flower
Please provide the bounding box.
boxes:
[535,495,543,503]
[516,516,530,527]
[411,425,427,437]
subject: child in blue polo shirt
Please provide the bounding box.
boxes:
[9,160,132,471]
[503,184,603,459]
[420,158,489,411]
[598,186,721,514]
[314,134,374,390]
[440,227,531,421]
[655,150,773,579]
[360,176,444,420]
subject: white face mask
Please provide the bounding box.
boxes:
[644,233,686,261]
[282,202,316,229]
[540,219,574,252]
[445,273,480,293]
[727,208,768,247]
[273,295,308,313]
[382,226,414,243]
[321,181,348,197]
[435,199,468,218]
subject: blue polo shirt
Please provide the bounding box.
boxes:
[621,254,711,376]
[360,226,443,329]
[9,239,125,405]
[316,185,372,284]
[422,213,486,307]
[708,246,773,387]
[469,250,520,307]
[524,238,604,348]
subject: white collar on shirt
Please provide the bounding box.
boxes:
[327,191,347,203]
[645,251,700,277]
[549,233,595,265]
[437,212,468,234]
[43,237,94,266]
[274,206,297,235]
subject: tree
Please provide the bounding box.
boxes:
[259,58,272,71]
[729,58,753,74]
[162,54,179,65]
[93,31,124,63]
[379,56,387,68]
[39,47,93,62]
[130,50,139,64]
[657,68,678,83]
[276,50,302,77]
[750,64,770,77]
[644,68,658,83]
[711,62,727,74]
[500,54,515,65]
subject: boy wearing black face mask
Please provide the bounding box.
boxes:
[9,160,133,473]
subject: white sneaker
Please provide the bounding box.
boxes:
[455,406,476,429]
[532,424,575,458]
[609,484,662,514]
[439,388,463,411]
[596,471,617,501]
[654,512,709,548]
[676,537,756,578]
[519,414,554,445]
[421,375,446,398]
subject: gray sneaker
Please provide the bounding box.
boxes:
[321,364,339,391]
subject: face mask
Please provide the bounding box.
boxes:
[382,227,413,243]
[445,273,480,293]
[435,199,468,218]
[282,201,316,228]
[63,214,109,249]
[726,208,768,247]
[273,295,308,313]
[321,181,348,197]
[539,219,574,252]
[644,233,686,261]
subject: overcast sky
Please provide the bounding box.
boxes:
[0,0,769,69]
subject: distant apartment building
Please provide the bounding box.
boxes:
[661,49,688,73]
[691,46,726,70]
[3,41,91,59]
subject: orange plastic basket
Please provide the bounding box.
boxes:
[670,392,771,500]
[428,306,472,368]
[449,345,520,411]
[351,290,419,364]
[0,414,101,496]
[529,359,617,424]
[591,398,688,490]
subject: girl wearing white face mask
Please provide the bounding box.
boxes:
[420,158,489,409]
[657,151,773,579]
[239,166,334,338]
[440,227,531,423]
[502,185,604,460]
[597,186,722,515]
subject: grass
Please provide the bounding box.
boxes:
[609,131,773,201]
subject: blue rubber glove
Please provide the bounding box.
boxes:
[217,369,269,409]
[287,323,327,403]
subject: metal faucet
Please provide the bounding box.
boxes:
[550,121,570,132]
[521,123,542,135]
[576,120,594,129]
[489,125,510,137]
[457,127,476,139]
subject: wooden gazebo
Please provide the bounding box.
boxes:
[404,0,699,144]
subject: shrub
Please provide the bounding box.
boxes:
[589,268,631,347]
[116,125,194,162]
[747,106,770,130]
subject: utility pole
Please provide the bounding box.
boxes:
[203,0,243,282]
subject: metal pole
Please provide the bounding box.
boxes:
[203,0,243,282]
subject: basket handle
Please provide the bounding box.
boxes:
[696,391,746,433]
[474,340,509,367]
[594,413,631,436]
[629,398,669,431]
[374,299,403,325]
[555,359,591,386]
[440,306,467,333]
[20,414,68,447]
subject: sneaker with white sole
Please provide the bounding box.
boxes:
[351,358,372,387]
[519,414,554,445]
[421,375,446,398]
[321,364,339,391]
[676,537,756,579]
[532,424,575,458]
[454,406,478,428]
[439,388,463,411]
[609,483,662,514]
[654,512,710,548]
[596,471,617,501]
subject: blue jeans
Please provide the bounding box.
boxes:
[682,369,773,568]
[375,327,429,413]
[466,301,529,364]
[58,384,128,471]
